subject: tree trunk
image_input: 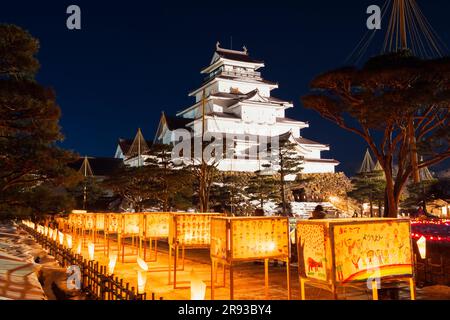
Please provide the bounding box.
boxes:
[281,177,287,216]
[384,170,398,218]
[378,200,383,217]
[370,199,373,218]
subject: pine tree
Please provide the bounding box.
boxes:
[0,24,79,215]
[145,143,192,211]
[348,170,386,217]
[210,172,252,215]
[272,139,304,216]
[247,170,280,211]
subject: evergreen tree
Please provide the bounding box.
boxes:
[210,172,252,215]
[102,166,157,212]
[402,179,439,214]
[348,170,386,217]
[0,24,79,216]
[247,169,280,211]
[272,139,304,216]
[145,143,193,211]
[67,176,107,211]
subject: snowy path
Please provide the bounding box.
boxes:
[0,222,47,300]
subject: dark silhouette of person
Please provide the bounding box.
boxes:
[309,205,326,220]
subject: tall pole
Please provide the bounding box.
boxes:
[200,90,207,212]
[397,0,420,183]
[83,156,88,210]
[138,128,142,168]
[399,0,407,49]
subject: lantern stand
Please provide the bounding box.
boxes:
[138,213,171,263]
[105,214,121,260]
[118,213,142,263]
[118,233,141,263]
[140,237,159,262]
[210,217,291,300]
[168,213,225,289]
[297,218,417,301]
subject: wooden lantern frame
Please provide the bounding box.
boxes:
[296,218,416,300]
[105,213,122,258]
[118,213,142,263]
[139,212,171,263]
[168,213,223,289]
[210,216,291,300]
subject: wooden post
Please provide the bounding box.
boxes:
[410,277,416,300]
[168,244,172,284]
[300,278,306,300]
[229,263,234,300]
[372,279,379,300]
[264,258,269,299]
[211,259,215,300]
[286,257,291,300]
[173,243,178,288]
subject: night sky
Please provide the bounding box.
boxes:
[1,0,449,176]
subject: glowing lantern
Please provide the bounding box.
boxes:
[88,243,95,261]
[296,218,414,301]
[44,226,48,236]
[417,236,427,259]
[66,235,73,249]
[58,231,64,245]
[48,229,54,239]
[108,255,118,275]
[137,256,149,271]
[137,270,147,294]
[76,241,82,255]
[190,269,206,300]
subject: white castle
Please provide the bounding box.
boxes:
[117,43,338,174]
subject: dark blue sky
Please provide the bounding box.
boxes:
[1,0,449,175]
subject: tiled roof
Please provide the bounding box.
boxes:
[216,48,264,64]
[164,115,192,131]
[295,137,328,146]
[304,158,340,165]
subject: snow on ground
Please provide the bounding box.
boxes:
[0,221,86,300]
[0,221,48,299]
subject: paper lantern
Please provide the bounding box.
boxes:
[297,218,415,300]
[190,269,206,300]
[169,213,222,247]
[142,212,170,238]
[107,213,120,233]
[137,271,147,294]
[417,236,427,259]
[88,243,95,260]
[76,241,82,255]
[108,255,117,275]
[137,256,149,271]
[211,217,289,261]
[95,214,105,231]
[66,235,73,249]
[58,231,64,245]
[48,228,54,239]
[53,230,58,241]
[121,213,141,235]
[210,216,290,300]
[83,214,95,230]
